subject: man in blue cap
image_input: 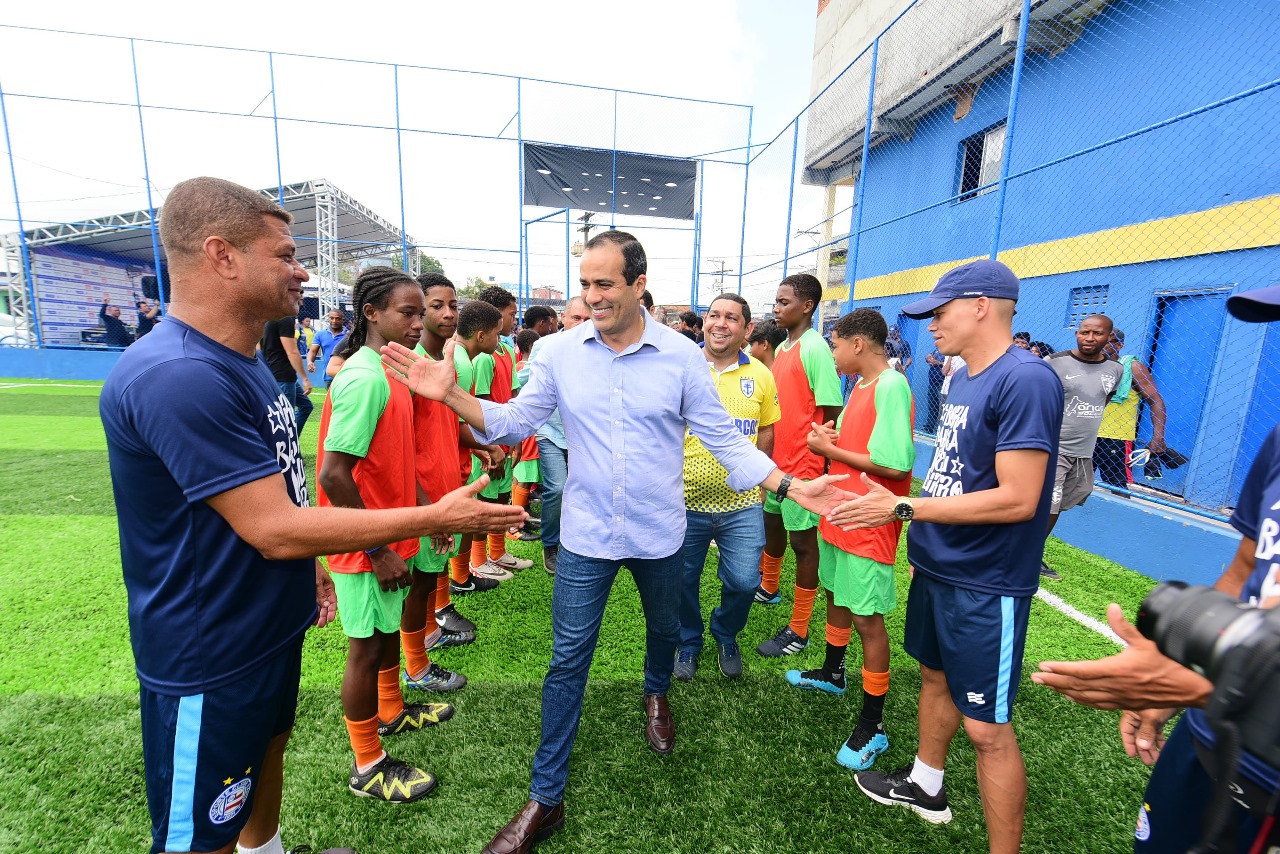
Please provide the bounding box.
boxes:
[829,258,1063,854]
[1032,282,1280,853]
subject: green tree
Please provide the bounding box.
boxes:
[458,276,487,299]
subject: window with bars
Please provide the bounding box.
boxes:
[1066,285,1110,328]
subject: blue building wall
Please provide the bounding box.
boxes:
[843,0,1280,516]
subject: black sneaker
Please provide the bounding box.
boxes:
[435,603,476,634]
[543,544,558,576]
[348,754,436,803]
[450,573,499,594]
[717,642,743,679]
[1039,561,1062,581]
[756,625,808,657]
[378,702,455,737]
[429,629,475,650]
[752,585,782,605]
[673,649,698,682]
[855,763,952,824]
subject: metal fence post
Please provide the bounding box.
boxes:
[130,39,166,313]
[0,76,40,346]
[736,106,753,297]
[842,37,880,317]
[781,119,800,279]
[988,0,1032,258]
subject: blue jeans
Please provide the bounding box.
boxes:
[278,380,313,437]
[677,506,765,653]
[529,546,681,806]
[536,438,567,548]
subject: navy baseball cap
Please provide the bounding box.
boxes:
[901,259,1020,319]
[1227,284,1280,323]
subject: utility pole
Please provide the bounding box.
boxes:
[709,258,733,294]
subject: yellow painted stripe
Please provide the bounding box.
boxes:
[820,194,1280,302]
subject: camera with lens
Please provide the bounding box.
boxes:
[1137,581,1280,768]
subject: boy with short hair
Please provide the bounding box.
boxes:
[756,273,844,656]
[448,301,511,592]
[789,309,914,772]
[469,286,532,578]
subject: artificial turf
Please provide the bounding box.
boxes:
[0,378,1160,853]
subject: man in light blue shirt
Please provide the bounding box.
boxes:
[381,231,849,853]
[518,296,592,575]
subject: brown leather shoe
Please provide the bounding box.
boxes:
[481,799,565,854]
[644,693,675,755]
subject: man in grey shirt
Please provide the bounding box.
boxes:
[1040,313,1124,579]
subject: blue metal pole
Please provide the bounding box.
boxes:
[736,106,753,295]
[130,39,167,313]
[988,0,1032,259]
[781,119,800,279]
[691,166,704,308]
[610,90,618,229]
[268,52,284,206]
[393,65,409,266]
[0,76,41,346]
[843,37,880,315]
[516,78,525,296]
[565,207,571,297]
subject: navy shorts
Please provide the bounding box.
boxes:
[1135,719,1279,853]
[140,642,303,853]
[903,571,1031,724]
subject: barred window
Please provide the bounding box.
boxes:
[1066,285,1110,328]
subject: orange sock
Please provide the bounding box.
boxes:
[513,482,530,509]
[826,623,852,647]
[487,532,506,561]
[450,551,470,584]
[436,572,452,609]
[470,537,488,568]
[862,667,890,697]
[377,666,404,723]
[401,628,430,681]
[759,552,782,595]
[344,714,384,770]
[788,586,818,639]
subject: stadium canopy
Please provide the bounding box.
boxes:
[523,143,698,220]
[2,179,419,341]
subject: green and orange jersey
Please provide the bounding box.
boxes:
[412,343,463,503]
[316,345,420,573]
[473,340,520,404]
[683,351,781,512]
[453,343,476,481]
[770,326,843,480]
[818,368,915,564]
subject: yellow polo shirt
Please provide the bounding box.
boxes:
[683,350,781,513]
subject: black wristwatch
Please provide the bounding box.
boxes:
[776,473,794,501]
[893,499,915,522]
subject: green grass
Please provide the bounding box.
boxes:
[0,378,1159,852]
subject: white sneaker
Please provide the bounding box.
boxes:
[493,553,534,571]
[470,560,514,581]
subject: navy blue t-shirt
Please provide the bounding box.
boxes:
[1184,422,1280,791]
[908,345,1063,597]
[101,316,316,695]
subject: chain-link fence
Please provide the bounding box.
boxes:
[735,0,1279,519]
[0,27,751,347]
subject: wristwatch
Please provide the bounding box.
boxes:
[893,498,915,522]
[776,474,794,501]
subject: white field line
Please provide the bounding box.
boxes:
[1035,586,1125,646]
[0,382,102,390]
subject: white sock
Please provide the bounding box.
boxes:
[356,750,388,775]
[236,829,285,854]
[910,756,945,797]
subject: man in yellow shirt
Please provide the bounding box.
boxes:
[675,293,781,680]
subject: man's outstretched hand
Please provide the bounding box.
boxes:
[381,340,457,401]
[786,473,855,518]
[433,474,529,535]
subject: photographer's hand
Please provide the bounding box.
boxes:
[1032,603,1213,710]
[1119,708,1174,766]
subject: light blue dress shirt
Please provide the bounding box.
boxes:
[478,312,776,560]
[520,335,566,449]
